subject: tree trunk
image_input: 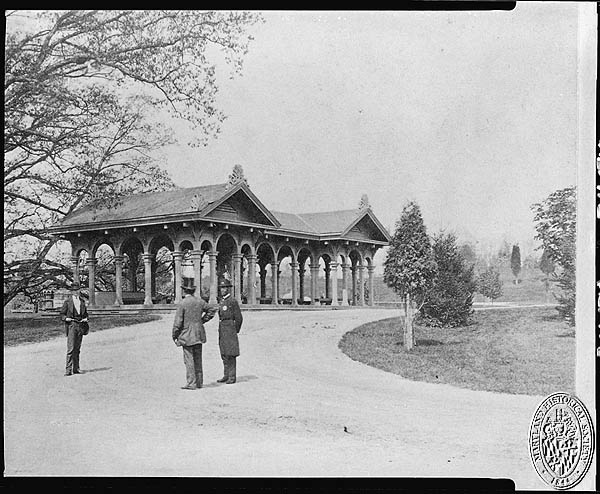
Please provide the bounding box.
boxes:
[404,293,414,351]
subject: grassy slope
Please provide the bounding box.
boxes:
[3,315,162,347]
[339,306,574,396]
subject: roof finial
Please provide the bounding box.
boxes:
[190,193,208,211]
[358,194,371,211]
[226,164,248,190]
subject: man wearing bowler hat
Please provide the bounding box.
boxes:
[60,282,89,376]
[172,277,217,390]
[216,279,243,384]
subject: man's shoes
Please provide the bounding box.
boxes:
[181,385,197,390]
[64,372,73,376]
[216,377,228,383]
[226,379,236,384]
[73,370,81,374]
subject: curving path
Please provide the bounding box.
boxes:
[4,309,547,487]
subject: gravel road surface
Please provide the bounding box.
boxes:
[4,309,548,488]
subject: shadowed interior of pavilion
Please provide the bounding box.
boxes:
[49,166,391,312]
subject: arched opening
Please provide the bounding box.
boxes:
[120,237,145,304]
[92,242,116,306]
[277,245,295,305]
[297,247,313,305]
[217,233,237,293]
[256,242,275,304]
[149,234,175,304]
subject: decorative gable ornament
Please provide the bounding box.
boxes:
[358,194,371,212]
[225,164,249,190]
[190,193,208,211]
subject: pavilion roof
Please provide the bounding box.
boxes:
[60,183,229,226]
[52,166,391,243]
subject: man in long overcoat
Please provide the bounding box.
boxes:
[216,279,243,384]
[172,278,216,390]
[60,282,89,376]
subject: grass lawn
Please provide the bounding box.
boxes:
[339,306,574,396]
[3,314,162,347]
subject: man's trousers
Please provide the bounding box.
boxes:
[221,354,237,381]
[66,324,83,373]
[182,344,203,388]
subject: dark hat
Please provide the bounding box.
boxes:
[69,282,81,291]
[219,279,233,288]
[181,277,196,291]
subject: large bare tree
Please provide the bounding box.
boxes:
[4,10,262,306]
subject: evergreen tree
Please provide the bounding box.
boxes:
[383,201,436,349]
[477,265,503,303]
[421,232,476,327]
[510,244,522,284]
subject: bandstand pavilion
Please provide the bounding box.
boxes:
[48,166,391,309]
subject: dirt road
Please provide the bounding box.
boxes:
[4,309,547,487]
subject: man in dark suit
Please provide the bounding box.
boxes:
[216,279,243,384]
[172,278,217,390]
[60,282,89,376]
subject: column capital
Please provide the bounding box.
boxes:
[232,253,243,260]
[310,263,320,270]
[172,250,184,260]
[247,254,258,262]
[329,262,338,269]
[367,265,376,273]
[71,255,80,263]
[290,261,299,268]
[141,253,154,262]
[208,250,218,258]
[85,257,97,266]
[113,255,124,264]
[341,262,349,269]
[190,249,203,259]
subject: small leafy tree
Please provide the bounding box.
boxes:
[383,201,436,349]
[421,232,476,328]
[510,244,522,284]
[531,186,576,325]
[477,265,503,303]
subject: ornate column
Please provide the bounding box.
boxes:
[290,261,299,306]
[85,257,97,306]
[114,256,124,305]
[329,262,338,306]
[324,263,331,299]
[351,266,357,306]
[232,253,243,303]
[208,250,218,304]
[247,254,257,305]
[298,263,305,303]
[358,264,365,306]
[173,251,183,303]
[142,253,154,305]
[259,263,267,300]
[310,263,320,305]
[271,262,279,305]
[367,266,376,306]
[341,262,349,306]
[71,255,80,284]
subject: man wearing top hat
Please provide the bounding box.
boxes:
[172,277,217,390]
[60,282,89,376]
[216,279,243,384]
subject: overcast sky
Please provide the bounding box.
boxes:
[154,4,580,266]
